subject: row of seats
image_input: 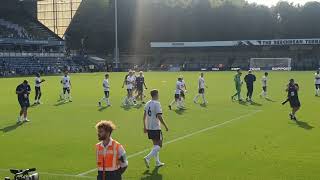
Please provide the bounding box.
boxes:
[0,56,93,76]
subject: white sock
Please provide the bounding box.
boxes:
[106,98,110,105]
[169,100,175,106]
[201,94,206,103]
[316,89,319,95]
[156,152,160,163]
[194,94,199,102]
[146,145,160,160]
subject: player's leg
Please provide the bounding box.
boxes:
[194,89,200,103]
[201,89,207,104]
[144,130,163,167]
[249,85,253,101]
[18,102,24,122]
[316,84,320,96]
[34,87,39,103]
[37,87,42,104]
[106,91,111,106]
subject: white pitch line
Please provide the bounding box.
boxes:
[77,110,261,176]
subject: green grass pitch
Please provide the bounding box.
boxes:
[0,71,319,180]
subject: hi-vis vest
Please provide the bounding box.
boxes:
[96,140,121,172]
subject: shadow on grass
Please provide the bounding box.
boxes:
[200,103,207,108]
[54,101,71,106]
[174,108,186,115]
[0,122,24,133]
[265,98,277,102]
[134,104,143,109]
[296,120,314,130]
[141,167,162,180]
[98,106,108,112]
[250,101,262,106]
[121,105,131,111]
[238,100,248,106]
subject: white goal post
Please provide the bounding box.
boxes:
[249,58,292,71]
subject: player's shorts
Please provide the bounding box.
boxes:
[198,88,205,94]
[35,86,41,93]
[137,86,143,93]
[315,84,320,89]
[174,94,180,99]
[289,98,301,108]
[147,130,163,141]
[18,98,30,108]
[63,87,70,94]
[180,91,185,98]
[262,86,267,92]
[104,91,110,98]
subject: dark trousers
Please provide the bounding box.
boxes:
[246,85,254,99]
[97,170,122,180]
[35,87,41,100]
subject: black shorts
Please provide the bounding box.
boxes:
[316,84,320,89]
[63,87,70,94]
[137,86,143,94]
[198,88,205,94]
[18,98,30,108]
[104,91,110,98]
[35,86,41,93]
[289,98,301,108]
[180,91,185,98]
[262,86,267,92]
[174,94,180,99]
[147,130,163,141]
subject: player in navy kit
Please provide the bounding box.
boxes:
[286,79,301,121]
[16,80,31,123]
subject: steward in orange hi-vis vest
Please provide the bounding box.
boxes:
[96,120,128,180]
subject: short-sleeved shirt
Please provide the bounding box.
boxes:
[315,73,320,84]
[199,77,205,89]
[144,100,162,130]
[35,77,42,88]
[126,75,135,90]
[181,80,186,89]
[136,76,145,89]
[16,83,31,100]
[234,74,241,87]
[103,79,109,91]
[175,81,183,94]
[261,76,268,87]
[288,83,299,99]
[61,75,71,88]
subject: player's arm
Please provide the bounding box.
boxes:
[118,145,128,175]
[143,81,147,89]
[143,111,147,133]
[16,87,23,94]
[157,114,168,131]
[295,84,300,91]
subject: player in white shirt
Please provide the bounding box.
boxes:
[193,72,208,104]
[315,71,320,96]
[180,76,187,104]
[143,89,169,168]
[259,72,269,98]
[34,73,45,104]
[168,77,184,110]
[98,73,111,107]
[60,71,72,102]
[123,71,136,106]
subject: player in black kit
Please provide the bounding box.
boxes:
[285,79,301,121]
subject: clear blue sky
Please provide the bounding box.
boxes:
[246,0,316,7]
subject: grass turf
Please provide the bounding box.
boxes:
[0,71,319,180]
